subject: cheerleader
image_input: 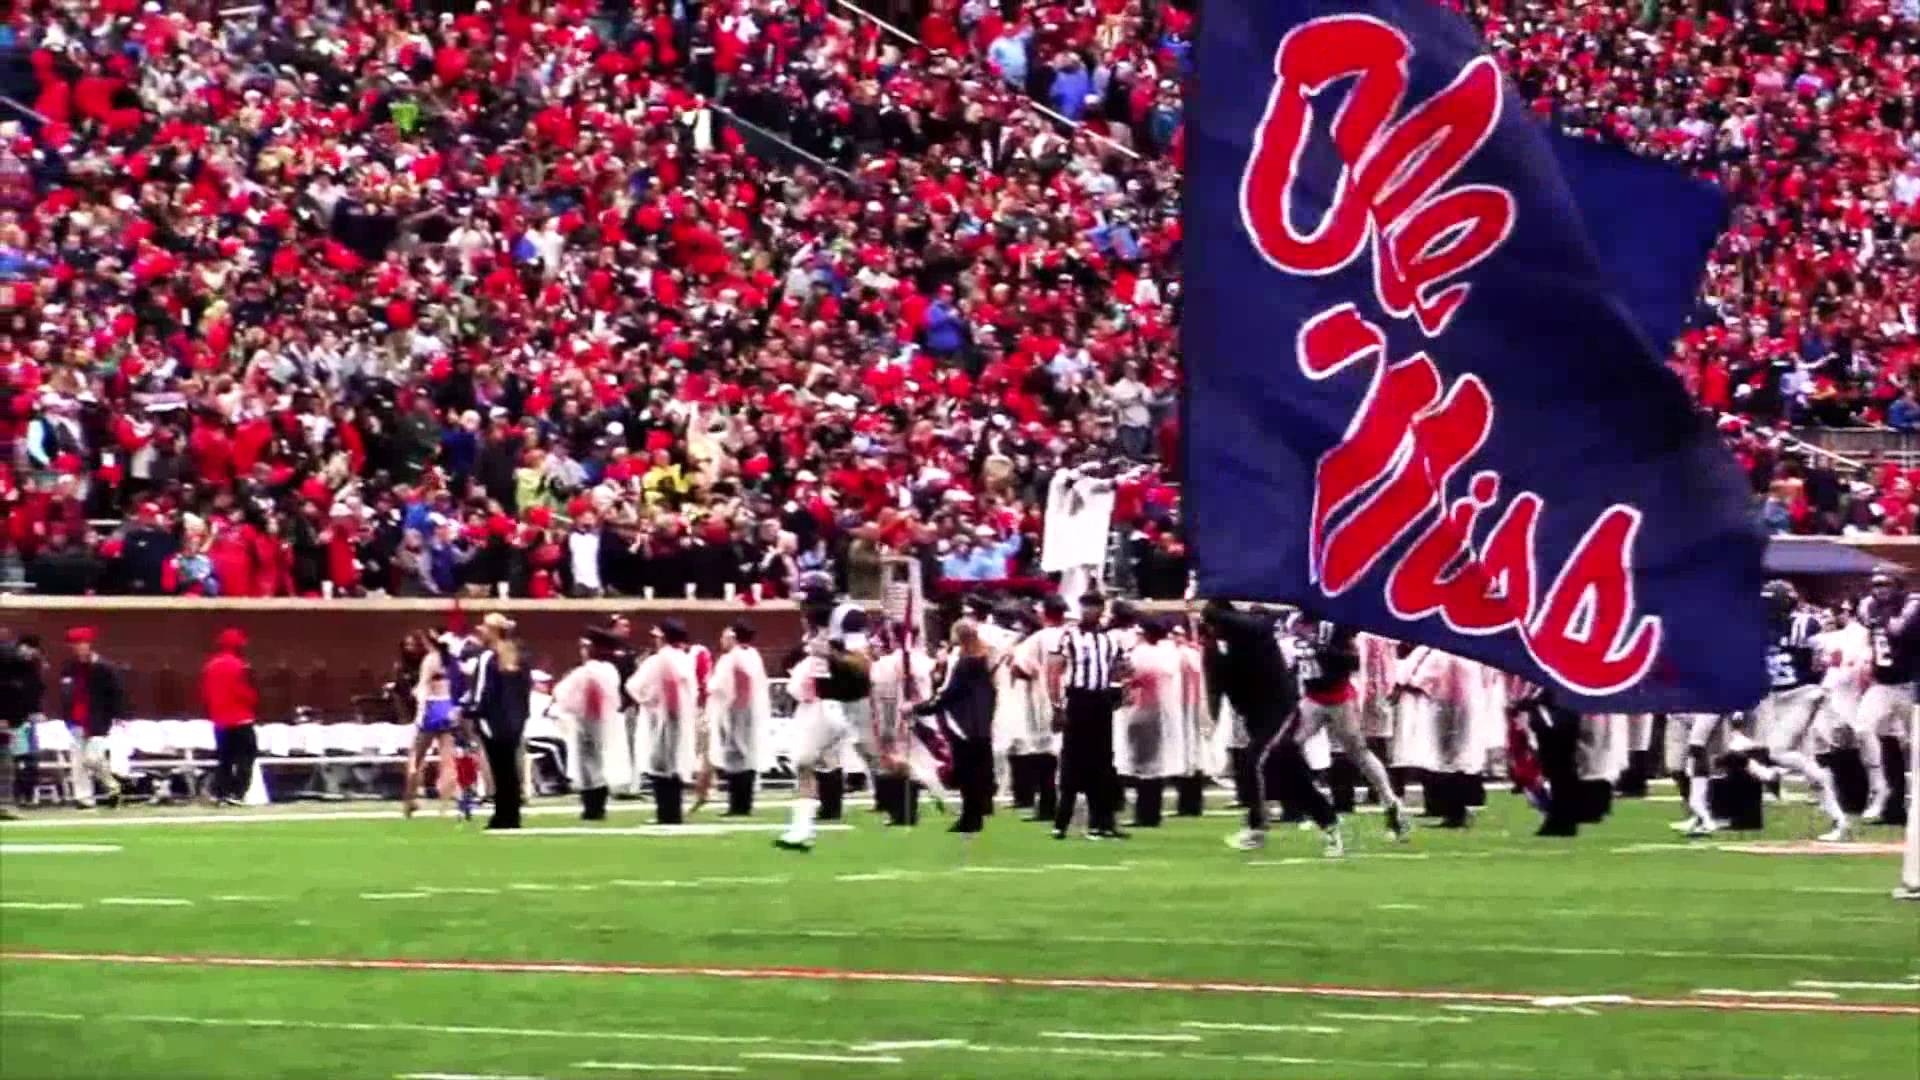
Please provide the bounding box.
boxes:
[401,632,460,818]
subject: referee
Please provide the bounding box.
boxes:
[1048,592,1126,840]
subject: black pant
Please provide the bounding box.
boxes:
[952,736,993,832]
[213,725,258,802]
[1246,712,1334,831]
[1054,690,1118,833]
[481,719,525,828]
[1530,706,1582,835]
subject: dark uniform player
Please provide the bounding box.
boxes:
[1857,574,1920,824]
[1292,618,1411,841]
[1203,602,1340,856]
[1758,582,1849,838]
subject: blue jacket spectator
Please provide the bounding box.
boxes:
[924,295,969,357]
[1049,58,1092,120]
[987,28,1031,87]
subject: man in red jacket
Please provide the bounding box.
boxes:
[201,628,259,807]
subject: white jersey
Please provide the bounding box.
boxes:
[707,645,774,774]
[1118,639,1183,778]
[1011,624,1065,755]
[629,647,701,782]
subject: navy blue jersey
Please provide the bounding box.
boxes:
[1297,622,1359,697]
[1862,594,1920,685]
[1766,611,1820,691]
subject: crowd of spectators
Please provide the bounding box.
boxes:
[1,0,1916,602]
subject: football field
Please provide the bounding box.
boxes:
[2,792,1916,1080]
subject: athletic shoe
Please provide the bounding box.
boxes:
[1862,795,1889,822]
[1816,823,1853,844]
[102,792,122,810]
[1322,827,1345,858]
[1051,828,1069,841]
[1102,827,1131,841]
[217,797,244,808]
[1669,816,1701,833]
[1225,829,1266,851]
[773,834,814,853]
[1685,816,1722,838]
[1386,804,1412,842]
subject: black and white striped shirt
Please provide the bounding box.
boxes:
[1056,626,1122,691]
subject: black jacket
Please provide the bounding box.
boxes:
[462,646,533,739]
[1203,609,1298,728]
[0,644,46,724]
[57,658,127,737]
[915,654,994,741]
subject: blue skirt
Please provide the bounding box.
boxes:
[420,699,457,734]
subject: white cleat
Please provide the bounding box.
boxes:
[1669,816,1699,833]
[1322,826,1345,859]
[1816,823,1854,844]
[1684,817,1723,838]
[1862,796,1888,822]
[773,832,815,853]
[1226,828,1267,852]
[1386,803,1412,842]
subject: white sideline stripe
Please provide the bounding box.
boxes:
[98,897,192,907]
[508,884,556,891]
[0,901,83,911]
[834,871,920,883]
[1180,1021,1342,1035]
[418,888,501,896]
[1376,903,1425,911]
[1695,989,1840,1000]
[1040,864,1133,872]
[0,799,794,834]
[574,1064,745,1074]
[500,825,851,837]
[360,892,429,901]
[0,1012,841,1048]
[847,1040,967,1052]
[1790,887,1887,895]
[740,1053,902,1065]
[1442,1005,1554,1016]
[212,895,279,902]
[968,1043,1167,1060]
[956,866,1044,875]
[1040,1031,1201,1043]
[1319,1012,1471,1025]
[0,843,121,854]
[1793,981,1920,991]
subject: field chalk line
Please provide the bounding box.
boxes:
[4,951,1917,1018]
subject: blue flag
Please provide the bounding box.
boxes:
[1183,0,1766,711]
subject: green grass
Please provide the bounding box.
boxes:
[2,791,1916,1080]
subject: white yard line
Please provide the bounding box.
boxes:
[1179,1021,1342,1035]
[0,843,121,854]
[740,1052,903,1065]
[1793,981,1920,992]
[833,871,922,883]
[97,897,192,907]
[1442,1005,1556,1016]
[360,892,430,901]
[1040,864,1133,872]
[211,895,280,902]
[573,1064,745,1074]
[1318,1012,1472,1025]
[0,901,83,911]
[0,1011,843,1048]
[1039,1031,1202,1043]
[1695,989,1840,1000]
[0,802,739,829]
[1376,903,1425,911]
[955,866,1045,875]
[847,1040,967,1052]
[1790,886,1889,896]
[399,1074,553,1080]
[418,888,502,896]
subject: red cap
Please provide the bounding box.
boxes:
[66,626,97,645]
[215,627,248,651]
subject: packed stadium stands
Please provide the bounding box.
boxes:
[1,0,1916,599]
